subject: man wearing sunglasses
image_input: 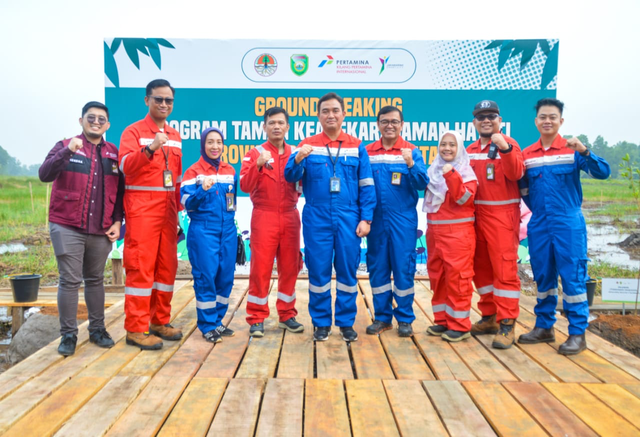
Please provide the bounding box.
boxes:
[118,79,183,350]
[39,101,124,356]
[466,100,525,349]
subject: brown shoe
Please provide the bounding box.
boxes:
[470,314,499,336]
[492,318,516,349]
[518,327,555,344]
[149,323,183,341]
[558,334,587,355]
[126,332,163,350]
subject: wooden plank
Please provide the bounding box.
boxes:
[255,379,304,437]
[207,378,264,437]
[423,380,496,436]
[158,378,228,437]
[514,341,601,383]
[450,338,518,382]
[345,379,399,437]
[383,380,448,437]
[503,382,596,436]
[582,383,640,429]
[277,281,314,379]
[112,258,124,285]
[304,379,351,437]
[543,382,639,436]
[316,332,353,380]
[54,376,149,437]
[10,307,24,336]
[621,383,640,399]
[463,381,547,437]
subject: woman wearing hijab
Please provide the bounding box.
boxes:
[180,127,238,343]
[424,131,478,342]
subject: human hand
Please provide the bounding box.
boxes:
[491,133,509,151]
[68,138,83,153]
[105,222,122,242]
[566,137,587,153]
[257,150,273,168]
[294,144,313,164]
[202,177,214,191]
[356,220,371,237]
[149,132,169,151]
[443,164,453,174]
[402,148,414,167]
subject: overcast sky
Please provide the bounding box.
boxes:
[1,0,638,166]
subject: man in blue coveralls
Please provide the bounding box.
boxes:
[518,98,610,355]
[365,106,429,337]
[285,92,376,342]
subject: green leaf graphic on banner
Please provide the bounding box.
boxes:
[111,38,122,54]
[485,39,558,89]
[156,38,175,49]
[104,41,119,87]
[147,38,162,69]
[541,43,559,89]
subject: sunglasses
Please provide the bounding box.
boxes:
[86,114,108,125]
[475,113,499,121]
[149,96,174,105]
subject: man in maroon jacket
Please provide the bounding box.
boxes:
[39,101,124,356]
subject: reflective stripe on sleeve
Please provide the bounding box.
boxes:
[359,178,374,187]
[119,154,129,173]
[456,190,472,205]
[180,194,190,207]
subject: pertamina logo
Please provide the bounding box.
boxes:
[254,53,278,77]
[291,55,309,76]
[318,56,334,67]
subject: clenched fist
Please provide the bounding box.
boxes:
[443,164,453,174]
[490,133,510,151]
[402,148,414,168]
[294,144,314,164]
[150,132,169,151]
[202,177,214,191]
[566,137,588,154]
[257,150,273,168]
[68,138,83,153]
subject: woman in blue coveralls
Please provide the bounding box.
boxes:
[180,127,238,343]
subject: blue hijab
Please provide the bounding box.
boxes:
[201,127,224,169]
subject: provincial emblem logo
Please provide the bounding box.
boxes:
[290,55,309,76]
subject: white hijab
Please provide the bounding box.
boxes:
[423,130,477,214]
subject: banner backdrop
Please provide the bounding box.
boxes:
[104,38,558,262]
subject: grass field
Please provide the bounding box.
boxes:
[582,178,637,203]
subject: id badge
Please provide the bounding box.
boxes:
[391,172,402,185]
[486,163,495,181]
[226,193,235,211]
[163,170,174,188]
[330,176,341,193]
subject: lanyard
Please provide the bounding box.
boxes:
[160,145,169,170]
[325,141,342,176]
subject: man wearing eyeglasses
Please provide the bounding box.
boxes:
[466,100,525,349]
[118,79,183,350]
[241,106,303,338]
[364,106,428,337]
[39,101,124,356]
[285,92,376,342]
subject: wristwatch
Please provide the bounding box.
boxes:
[365,220,372,225]
[144,145,155,155]
[579,146,590,157]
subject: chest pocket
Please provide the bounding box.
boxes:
[307,156,330,180]
[338,158,358,181]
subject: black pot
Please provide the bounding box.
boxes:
[9,275,41,303]
[586,279,598,307]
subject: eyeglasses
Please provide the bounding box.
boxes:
[86,114,108,125]
[475,113,499,121]
[379,120,402,127]
[149,96,174,105]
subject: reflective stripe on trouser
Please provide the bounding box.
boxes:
[303,205,360,328]
[473,205,521,321]
[528,211,589,334]
[246,208,301,324]
[124,210,178,333]
[366,213,417,324]
[427,223,475,332]
[187,218,237,334]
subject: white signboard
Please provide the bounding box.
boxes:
[602,278,640,303]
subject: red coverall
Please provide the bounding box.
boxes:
[118,114,183,333]
[427,170,477,332]
[467,134,524,322]
[240,141,302,324]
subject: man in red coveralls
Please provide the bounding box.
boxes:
[467,100,524,349]
[241,107,303,337]
[118,79,183,350]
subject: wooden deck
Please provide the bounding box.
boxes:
[1,278,639,436]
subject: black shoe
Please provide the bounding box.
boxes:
[558,334,587,355]
[366,320,393,335]
[58,333,77,356]
[397,322,413,337]
[427,325,447,336]
[250,323,264,338]
[216,325,235,337]
[279,317,304,333]
[313,326,332,341]
[203,329,222,343]
[442,330,471,342]
[518,327,555,344]
[89,329,115,348]
[340,326,358,342]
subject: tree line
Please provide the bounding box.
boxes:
[0,146,39,176]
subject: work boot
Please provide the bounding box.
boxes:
[250,322,264,338]
[279,317,304,333]
[518,327,555,344]
[427,325,447,336]
[340,326,358,342]
[89,328,115,348]
[58,333,77,356]
[470,314,499,336]
[313,326,332,341]
[126,332,163,350]
[397,322,413,337]
[366,320,392,335]
[216,325,235,337]
[203,329,222,344]
[149,323,183,341]
[558,334,587,355]
[492,319,516,349]
[442,330,471,342]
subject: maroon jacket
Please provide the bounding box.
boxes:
[39,133,124,232]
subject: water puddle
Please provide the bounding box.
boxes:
[587,224,640,270]
[0,244,27,255]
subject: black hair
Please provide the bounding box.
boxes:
[264,106,289,123]
[82,101,109,119]
[318,92,344,112]
[535,98,564,115]
[377,105,403,122]
[146,79,175,97]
